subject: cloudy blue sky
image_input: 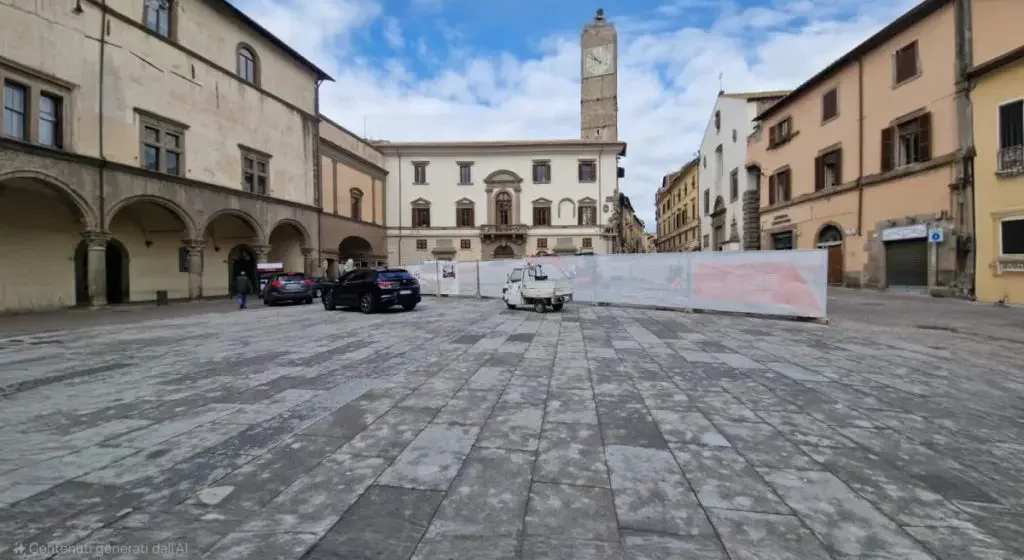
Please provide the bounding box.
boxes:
[233,0,921,230]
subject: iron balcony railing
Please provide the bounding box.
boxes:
[998,145,1024,175]
[479,224,529,235]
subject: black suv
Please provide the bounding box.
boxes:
[322,268,421,313]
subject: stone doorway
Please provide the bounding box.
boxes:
[493,244,515,259]
[228,245,257,293]
[105,239,130,304]
[816,225,844,285]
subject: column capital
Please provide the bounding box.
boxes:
[182,238,205,255]
[300,247,315,257]
[252,244,270,257]
[81,230,110,249]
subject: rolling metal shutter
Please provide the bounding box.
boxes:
[885,240,927,288]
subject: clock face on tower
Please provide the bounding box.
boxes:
[583,45,613,77]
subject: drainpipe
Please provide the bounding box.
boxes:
[856,57,865,236]
[396,148,403,265]
[953,0,975,295]
[597,146,605,252]
[314,80,323,275]
[98,0,108,229]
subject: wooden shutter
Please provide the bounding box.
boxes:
[768,125,777,147]
[833,148,843,184]
[881,127,895,172]
[918,112,931,161]
[768,174,777,205]
[814,156,823,191]
[782,171,791,201]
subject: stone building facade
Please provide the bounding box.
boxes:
[0,0,330,311]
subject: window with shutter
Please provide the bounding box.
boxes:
[822,89,838,121]
[768,174,777,205]
[998,101,1024,174]
[894,41,919,85]
[814,156,823,191]
[917,112,931,161]
[881,127,895,172]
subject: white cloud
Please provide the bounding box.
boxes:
[382,17,404,49]
[239,0,922,230]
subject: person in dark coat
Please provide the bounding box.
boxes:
[234,271,255,309]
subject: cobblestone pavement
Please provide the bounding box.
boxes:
[1,298,1022,559]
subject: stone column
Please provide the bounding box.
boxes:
[183,239,204,300]
[252,244,270,263]
[301,247,316,275]
[83,230,109,307]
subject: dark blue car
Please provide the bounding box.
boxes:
[322,268,421,314]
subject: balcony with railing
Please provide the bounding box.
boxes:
[480,223,529,242]
[998,145,1024,176]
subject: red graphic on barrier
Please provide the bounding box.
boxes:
[691,261,822,315]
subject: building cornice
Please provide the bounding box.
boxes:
[374,140,627,157]
[319,138,388,178]
[966,45,1024,80]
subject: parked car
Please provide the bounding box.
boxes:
[263,272,314,305]
[322,267,421,313]
[309,276,329,299]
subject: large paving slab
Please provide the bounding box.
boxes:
[1,296,1023,559]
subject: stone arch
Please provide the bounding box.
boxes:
[493,244,515,259]
[236,42,261,85]
[339,236,373,265]
[104,194,198,239]
[0,169,98,230]
[269,218,311,247]
[816,223,844,246]
[484,169,523,184]
[557,197,576,219]
[200,209,265,244]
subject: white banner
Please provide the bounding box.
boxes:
[404,251,828,318]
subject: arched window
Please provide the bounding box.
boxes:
[350,188,363,221]
[495,191,512,226]
[237,44,259,85]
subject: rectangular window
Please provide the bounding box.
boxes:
[822,88,838,122]
[729,168,739,201]
[240,149,269,194]
[715,145,724,188]
[533,206,551,226]
[3,82,27,140]
[768,117,792,147]
[703,190,709,215]
[815,149,842,190]
[582,237,593,249]
[144,0,172,37]
[38,93,62,148]
[140,116,185,176]
[533,161,551,183]
[768,169,791,205]
[416,239,427,250]
[578,205,597,226]
[458,163,472,184]
[998,100,1024,174]
[1001,218,1024,256]
[881,112,932,171]
[894,40,919,85]
[351,192,362,221]
[413,163,427,184]
[460,239,472,249]
[578,161,596,182]
[412,207,431,228]
[456,207,474,227]
[537,238,548,249]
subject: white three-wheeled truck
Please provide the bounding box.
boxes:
[502,262,574,312]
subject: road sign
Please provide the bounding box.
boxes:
[928,227,944,244]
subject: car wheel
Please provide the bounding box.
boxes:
[534,301,547,313]
[552,303,564,311]
[402,302,417,311]
[359,292,376,314]
[506,303,516,309]
[322,292,336,310]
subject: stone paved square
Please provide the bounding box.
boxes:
[1,296,1023,559]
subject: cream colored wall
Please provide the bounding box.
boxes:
[108,204,190,301]
[334,163,375,220]
[2,1,318,206]
[762,190,863,270]
[373,178,385,225]
[104,0,317,113]
[970,0,1024,67]
[388,235,482,266]
[972,62,1024,303]
[0,189,82,311]
[319,119,387,169]
[321,155,335,213]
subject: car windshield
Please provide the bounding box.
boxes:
[378,271,413,281]
[527,265,566,280]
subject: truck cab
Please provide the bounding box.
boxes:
[502,262,573,312]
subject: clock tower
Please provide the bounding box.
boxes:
[581,9,618,142]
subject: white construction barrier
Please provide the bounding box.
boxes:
[405,250,828,319]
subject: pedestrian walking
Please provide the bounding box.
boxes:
[234,270,255,309]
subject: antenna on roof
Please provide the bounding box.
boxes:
[718,72,724,95]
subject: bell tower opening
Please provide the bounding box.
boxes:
[580,8,618,142]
